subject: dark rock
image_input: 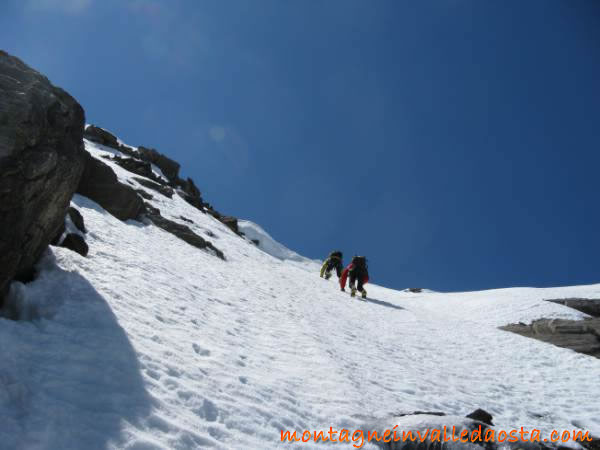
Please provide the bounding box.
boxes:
[466,408,493,426]
[135,188,153,200]
[206,208,221,219]
[137,146,180,181]
[501,318,600,358]
[406,288,423,293]
[110,155,168,185]
[76,152,143,221]
[84,125,119,148]
[251,239,260,246]
[581,437,600,450]
[133,177,173,198]
[51,220,66,245]
[179,216,193,224]
[142,202,224,259]
[0,50,85,297]
[67,207,86,233]
[220,216,239,234]
[547,298,600,318]
[176,177,205,210]
[60,233,88,257]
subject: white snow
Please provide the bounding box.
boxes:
[0,138,598,449]
[238,219,321,270]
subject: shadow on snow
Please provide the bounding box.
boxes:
[0,251,153,450]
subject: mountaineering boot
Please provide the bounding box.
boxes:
[324,272,331,280]
[361,289,367,299]
[350,287,357,297]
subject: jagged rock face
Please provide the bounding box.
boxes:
[0,50,85,296]
[77,152,143,221]
[137,146,180,182]
[84,125,119,149]
[106,155,168,186]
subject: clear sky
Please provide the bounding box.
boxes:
[2,0,599,292]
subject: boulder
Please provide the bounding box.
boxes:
[77,152,143,221]
[465,408,493,426]
[84,125,119,149]
[137,146,180,181]
[60,233,88,257]
[0,50,85,297]
[67,206,86,234]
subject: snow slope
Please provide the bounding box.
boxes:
[237,220,321,270]
[0,139,599,449]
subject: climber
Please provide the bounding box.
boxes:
[320,250,344,280]
[340,256,369,299]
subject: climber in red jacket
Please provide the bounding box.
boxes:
[340,256,369,299]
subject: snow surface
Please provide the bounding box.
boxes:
[0,139,599,449]
[238,220,321,270]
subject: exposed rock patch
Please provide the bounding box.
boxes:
[137,146,180,182]
[84,125,120,149]
[106,154,168,185]
[76,152,143,221]
[61,233,88,257]
[142,203,224,260]
[0,50,86,298]
[546,298,600,318]
[67,206,86,234]
[500,318,600,358]
[133,177,173,198]
[135,188,153,200]
[85,122,245,238]
[501,298,600,359]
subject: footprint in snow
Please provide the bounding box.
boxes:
[196,399,219,422]
[192,344,210,356]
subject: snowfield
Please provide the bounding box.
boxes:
[0,139,598,449]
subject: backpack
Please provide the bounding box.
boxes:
[352,256,367,269]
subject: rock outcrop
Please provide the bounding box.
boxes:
[501,317,600,358]
[107,155,168,185]
[142,203,224,260]
[137,146,180,182]
[77,152,143,221]
[133,177,173,199]
[0,50,86,297]
[83,125,120,149]
[501,298,600,359]
[546,298,600,318]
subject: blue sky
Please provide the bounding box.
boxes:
[2,0,599,292]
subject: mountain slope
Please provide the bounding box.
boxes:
[0,138,599,450]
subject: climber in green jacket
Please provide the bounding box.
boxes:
[320,250,344,280]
